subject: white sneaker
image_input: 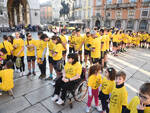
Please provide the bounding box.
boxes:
[0,92,2,96]
[85,106,91,113]
[56,98,64,105]
[23,71,26,76]
[51,95,59,102]
[20,72,23,76]
[95,106,102,112]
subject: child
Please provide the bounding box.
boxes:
[0,61,14,95]
[126,82,150,113]
[86,64,102,113]
[99,67,116,113]
[109,71,128,113]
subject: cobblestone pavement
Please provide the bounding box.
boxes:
[0,32,150,113]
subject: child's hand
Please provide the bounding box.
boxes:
[107,99,110,103]
[137,103,145,110]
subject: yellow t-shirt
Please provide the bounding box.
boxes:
[13,38,24,57]
[127,96,150,113]
[68,35,75,48]
[109,85,128,113]
[52,43,63,61]
[0,69,14,91]
[113,34,119,42]
[101,77,115,95]
[60,35,67,51]
[101,35,107,52]
[25,39,35,56]
[64,62,82,79]
[35,40,47,58]
[0,41,13,56]
[84,35,93,51]
[74,35,84,51]
[96,32,101,37]
[143,34,149,40]
[91,37,101,58]
[147,36,150,42]
[48,39,55,57]
[88,74,102,89]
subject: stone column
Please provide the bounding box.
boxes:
[14,8,18,25]
[122,20,126,30]
[134,20,139,32]
[19,4,23,24]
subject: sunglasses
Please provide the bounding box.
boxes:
[137,93,148,100]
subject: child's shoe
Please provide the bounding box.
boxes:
[85,106,91,113]
[51,95,59,102]
[56,98,64,105]
[95,106,102,112]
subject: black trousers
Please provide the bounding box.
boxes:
[99,91,109,113]
[13,56,25,72]
[38,58,46,75]
[69,47,75,54]
[54,76,80,100]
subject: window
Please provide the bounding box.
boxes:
[130,0,136,2]
[117,0,122,3]
[91,8,93,17]
[127,20,134,29]
[88,8,90,18]
[116,11,121,18]
[139,20,148,30]
[96,0,102,6]
[106,0,112,4]
[141,10,148,17]
[105,20,111,28]
[128,10,135,17]
[0,10,3,15]
[88,0,90,6]
[106,12,110,17]
[143,0,150,2]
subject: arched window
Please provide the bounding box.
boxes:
[115,20,121,28]
[139,20,148,30]
[127,20,134,29]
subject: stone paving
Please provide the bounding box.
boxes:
[0,32,150,113]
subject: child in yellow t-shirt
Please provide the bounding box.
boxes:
[99,67,116,113]
[0,61,14,95]
[109,71,128,113]
[127,83,150,113]
[86,64,102,112]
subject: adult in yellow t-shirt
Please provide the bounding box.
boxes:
[45,38,56,80]
[68,30,76,54]
[74,29,84,63]
[51,53,82,105]
[83,32,93,66]
[90,30,101,64]
[13,32,25,76]
[51,36,63,78]
[0,35,13,61]
[147,34,150,49]
[25,33,36,76]
[60,29,67,64]
[35,33,48,79]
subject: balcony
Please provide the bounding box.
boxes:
[141,2,150,7]
[74,4,82,9]
[105,2,137,9]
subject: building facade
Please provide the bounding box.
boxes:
[71,0,150,32]
[0,0,40,27]
[40,1,52,24]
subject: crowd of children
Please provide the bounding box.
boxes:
[0,27,149,113]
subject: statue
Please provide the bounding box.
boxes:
[59,0,70,19]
